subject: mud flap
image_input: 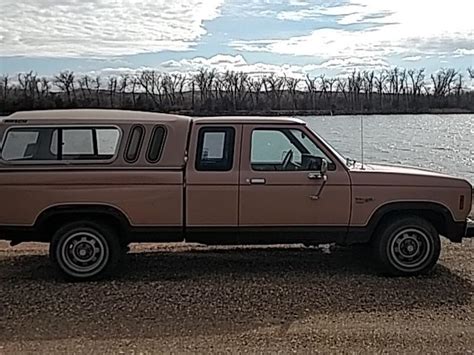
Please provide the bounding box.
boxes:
[466,219,474,238]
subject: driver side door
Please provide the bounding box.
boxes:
[238,124,351,236]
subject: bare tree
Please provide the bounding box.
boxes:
[467,67,474,79]
[305,74,318,110]
[336,77,348,106]
[284,76,300,109]
[107,77,118,107]
[374,71,387,109]
[94,76,102,106]
[2,67,473,115]
[193,69,217,111]
[248,77,264,109]
[263,74,285,110]
[431,68,457,97]
[137,70,162,109]
[78,75,93,104]
[0,75,11,111]
[54,71,76,104]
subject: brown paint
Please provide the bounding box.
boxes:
[0,109,472,244]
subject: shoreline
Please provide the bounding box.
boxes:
[2,108,473,118]
[175,108,474,117]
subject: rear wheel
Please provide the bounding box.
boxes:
[50,221,121,281]
[373,216,440,276]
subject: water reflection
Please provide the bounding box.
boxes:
[303,114,473,183]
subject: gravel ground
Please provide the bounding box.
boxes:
[0,238,473,354]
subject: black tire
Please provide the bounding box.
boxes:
[49,221,121,281]
[372,216,441,276]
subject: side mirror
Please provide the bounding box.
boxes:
[307,156,328,173]
[320,158,328,175]
[308,158,329,200]
[307,157,328,180]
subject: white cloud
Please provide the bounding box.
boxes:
[402,56,423,62]
[453,49,474,57]
[231,0,474,64]
[0,0,224,57]
[91,54,393,80]
[79,54,316,80]
[159,54,315,78]
[276,8,322,21]
[307,57,391,73]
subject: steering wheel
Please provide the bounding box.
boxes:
[282,150,294,170]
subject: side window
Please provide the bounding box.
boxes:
[251,130,301,166]
[61,129,94,155]
[1,127,120,162]
[147,126,166,163]
[251,129,332,171]
[1,128,55,161]
[96,129,120,155]
[195,127,235,171]
[124,125,144,163]
[51,128,120,160]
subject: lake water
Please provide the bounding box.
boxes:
[1,113,472,183]
[301,114,473,184]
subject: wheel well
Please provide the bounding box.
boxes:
[35,205,130,242]
[371,208,448,240]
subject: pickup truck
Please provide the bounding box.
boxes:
[0,109,472,280]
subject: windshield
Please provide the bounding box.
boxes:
[309,129,354,167]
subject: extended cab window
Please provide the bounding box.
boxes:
[1,127,120,162]
[251,129,333,171]
[146,125,166,163]
[195,127,235,171]
[125,125,145,163]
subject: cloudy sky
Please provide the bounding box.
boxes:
[1,0,473,77]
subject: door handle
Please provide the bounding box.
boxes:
[308,172,324,179]
[247,178,266,185]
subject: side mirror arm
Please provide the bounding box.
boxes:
[309,174,328,200]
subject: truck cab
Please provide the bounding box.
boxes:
[0,109,472,280]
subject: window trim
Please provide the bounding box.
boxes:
[124,124,145,163]
[249,127,336,172]
[195,126,235,172]
[146,125,167,163]
[0,125,123,165]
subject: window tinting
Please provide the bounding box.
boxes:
[125,125,144,162]
[2,127,120,162]
[251,129,333,171]
[2,128,52,161]
[51,128,120,159]
[62,129,94,155]
[147,126,166,163]
[96,129,120,155]
[196,127,235,171]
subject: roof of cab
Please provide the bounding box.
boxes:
[6,109,191,123]
[4,109,305,125]
[193,116,305,125]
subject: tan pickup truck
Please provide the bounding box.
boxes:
[0,109,472,280]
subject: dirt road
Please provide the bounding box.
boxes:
[0,239,472,354]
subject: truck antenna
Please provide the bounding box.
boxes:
[360,115,365,170]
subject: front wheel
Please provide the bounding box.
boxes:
[50,221,121,281]
[372,216,441,276]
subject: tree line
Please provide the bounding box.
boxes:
[1,67,473,115]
